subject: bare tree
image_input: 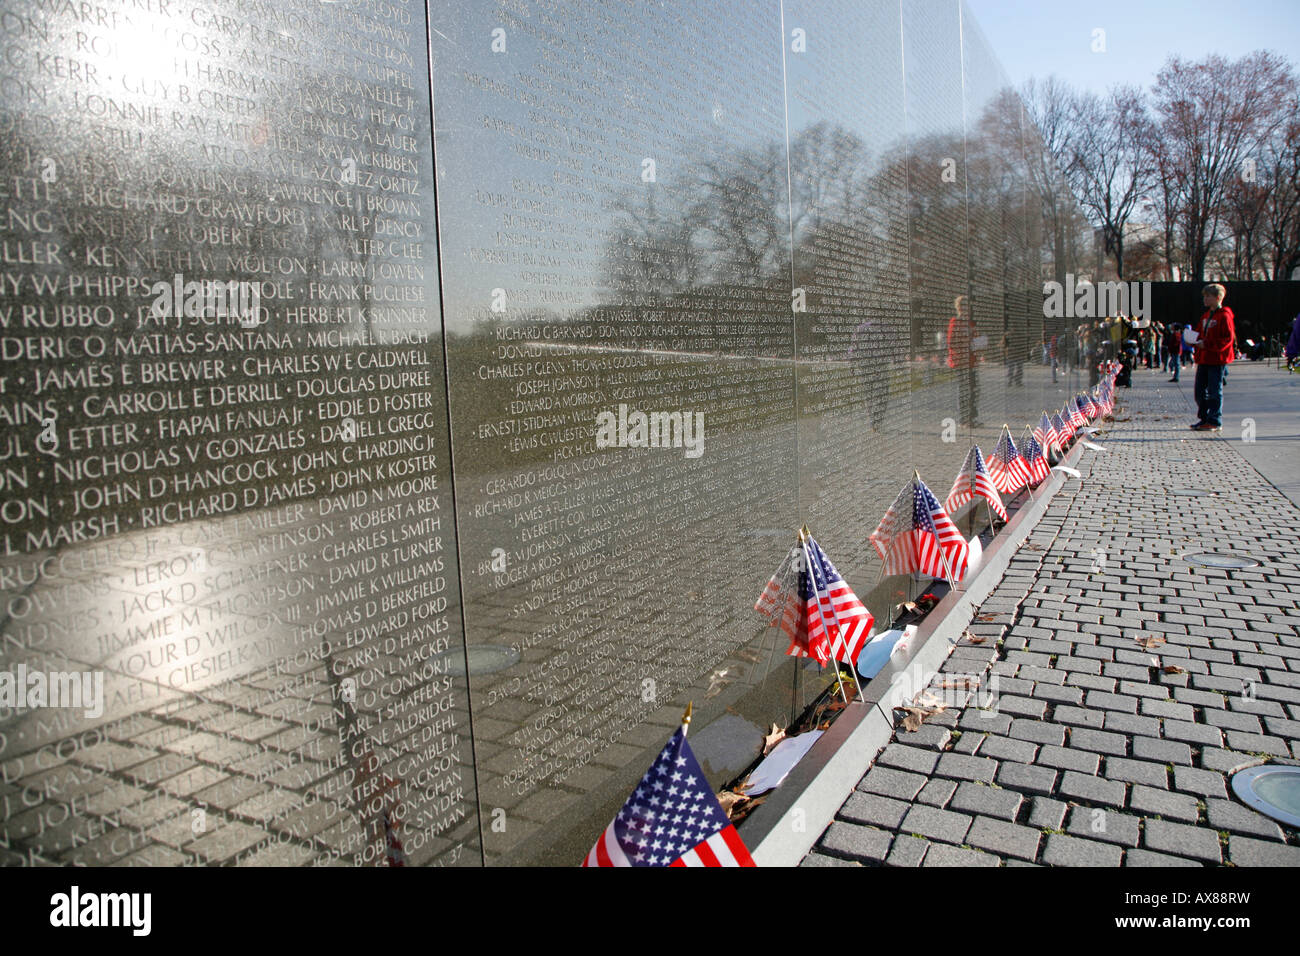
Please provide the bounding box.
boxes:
[1064,86,1154,279]
[1151,51,1296,280]
[1260,105,1300,279]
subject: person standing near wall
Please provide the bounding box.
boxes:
[1165,323,1183,382]
[947,295,981,426]
[1190,284,1235,431]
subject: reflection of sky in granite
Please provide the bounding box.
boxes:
[1,0,1094,867]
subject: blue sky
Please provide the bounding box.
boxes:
[966,0,1300,95]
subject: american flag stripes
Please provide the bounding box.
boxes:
[870,477,969,584]
[582,724,755,867]
[946,445,1008,521]
[987,429,1031,495]
[1021,434,1051,485]
[1053,412,1073,443]
[1034,413,1057,456]
[1067,398,1086,429]
[755,534,874,667]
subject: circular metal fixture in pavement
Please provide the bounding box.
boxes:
[1180,552,1262,569]
[1231,766,1300,828]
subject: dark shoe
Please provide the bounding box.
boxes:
[1189,421,1205,429]
[1168,377,1179,383]
[1192,422,1221,431]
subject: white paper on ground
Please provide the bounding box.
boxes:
[1080,440,1106,451]
[742,730,824,796]
[857,624,918,679]
[966,533,983,575]
[1052,465,1082,478]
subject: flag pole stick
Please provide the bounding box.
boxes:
[681,701,693,737]
[918,471,963,593]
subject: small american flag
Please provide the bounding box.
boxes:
[987,429,1031,495]
[755,534,874,667]
[1067,398,1086,428]
[1021,435,1051,485]
[870,477,968,584]
[946,445,1007,521]
[1052,412,1073,443]
[1035,412,1060,457]
[582,724,755,867]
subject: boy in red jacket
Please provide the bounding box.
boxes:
[1191,284,1235,431]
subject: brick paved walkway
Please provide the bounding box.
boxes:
[803,366,1300,867]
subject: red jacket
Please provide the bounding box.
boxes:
[1194,307,1235,365]
[947,315,976,369]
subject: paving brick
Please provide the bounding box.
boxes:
[1101,712,1162,738]
[1140,698,1197,721]
[1205,799,1285,840]
[1032,684,1084,705]
[1142,819,1222,863]
[900,805,972,845]
[1104,662,1152,681]
[1067,727,1128,756]
[995,695,1048,719]
[895,724,953,750]
[1197,748,1264,776]
[1036,744,1100,774]
[1162,720,1223,747]
[885,834,929,867]
[960,709,1012,735]
[978,734,1037,763]
[1009,719,1066,746]
[1128,784,1200,823]
[1042,833,1123,867]
[1050,705,1106,728]
[1066,673,1117,692]
[1228,835,1300,867]
[966,816,1041,861]
[1119,680,1172,700]
[858,766,927,801]
[1028,796,1068,829]
[819,823,892,863]
[1066,806,1141,847]
[839,793,910,830]
[877,744,939,775]
[935,752,999,785]
[996,762,1057,797]
[1104,757,1169,788]
[1131,736,1193,765]
[923,844,1001,867]
[1224,731,1292,757]
[802,852,861,867]
[916,777,958,807]
[1123,849,1203,867]
[1086,691,1140,714]
[1172,765,1228,799]
[949,782,1022,821]
[1058,770,1126,808]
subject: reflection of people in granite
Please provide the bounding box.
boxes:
[849,317,889,431]
[1002,330,1024,386]
[947,296,981,426]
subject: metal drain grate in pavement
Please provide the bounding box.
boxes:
[1180,552,1262,569]
[1231,766,1300,828]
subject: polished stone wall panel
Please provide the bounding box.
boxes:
[0,0,1093,866]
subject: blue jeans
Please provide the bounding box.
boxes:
[1194,364,1225,426]
[1169,353,1181,380]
